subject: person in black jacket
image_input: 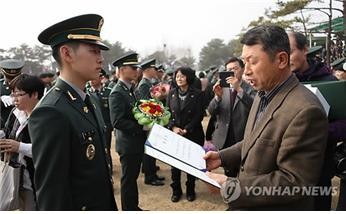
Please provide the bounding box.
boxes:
[288,31,339,211]
[288,32,337,82]
[166,67,205,203]
[0,74,44,210]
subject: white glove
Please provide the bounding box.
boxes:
[1,95,14,107]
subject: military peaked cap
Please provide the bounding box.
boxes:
[206,65,217,74]
[157,64,165,72]
[140,58,157,70]
[307,45,322,57]
[331,57,346,71]
[165,67,174,75]
[38,14,109,50]
[112,52,140,68]
[39,72,55,78]
[0,59,24,77]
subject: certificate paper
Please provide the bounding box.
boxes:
[304,84,330,116]
[145,124,221,188]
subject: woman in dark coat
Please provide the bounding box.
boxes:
[0,74,44,210]
[166,67,205,203]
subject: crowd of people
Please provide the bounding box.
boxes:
[0,13,345,211]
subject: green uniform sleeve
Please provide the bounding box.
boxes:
[109,91,142,134]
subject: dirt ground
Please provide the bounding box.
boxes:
[110,153,228,211]
[110,116,341,211]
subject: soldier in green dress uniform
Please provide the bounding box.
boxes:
[0,59,23,129]
[28,14,117,211]
[88,69,113,172]
[109,52,147,211]
[136,58,165,186]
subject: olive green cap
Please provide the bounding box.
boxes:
[38,14,109,50]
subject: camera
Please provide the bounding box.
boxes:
[219,71,235,88]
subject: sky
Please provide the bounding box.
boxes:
[0,0,343,60]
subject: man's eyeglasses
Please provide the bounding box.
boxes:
[11,92,27,97]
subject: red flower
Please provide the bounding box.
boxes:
[149,108,156,114]
[156,105,162,112]
[149,102,156,108]
[140,103,149,108]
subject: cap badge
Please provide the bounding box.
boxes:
[98,18,104,31]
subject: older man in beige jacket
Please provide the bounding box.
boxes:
[204,25,328,210]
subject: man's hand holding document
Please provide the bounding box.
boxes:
[145,124,221,188]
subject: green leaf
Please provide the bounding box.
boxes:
[138,117,151,125]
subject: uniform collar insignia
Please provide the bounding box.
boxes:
[67,90,77,100]
[83,106,89,113]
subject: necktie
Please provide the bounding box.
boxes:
[230,88,237,109]
[130,85,137,101]
[85,94,95,116]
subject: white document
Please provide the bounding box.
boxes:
[145,124,220,188]
[305,84,330,116]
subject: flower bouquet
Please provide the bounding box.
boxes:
[132,99,171,129]
[150,83,170,101]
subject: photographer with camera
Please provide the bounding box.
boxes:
[207,57,256,179]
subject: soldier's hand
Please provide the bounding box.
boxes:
[203,151,222,171]
[172,126,184,135]
[1,95,14,107]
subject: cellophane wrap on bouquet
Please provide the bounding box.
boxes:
[132,99,171,129]
[150,83,170,100]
